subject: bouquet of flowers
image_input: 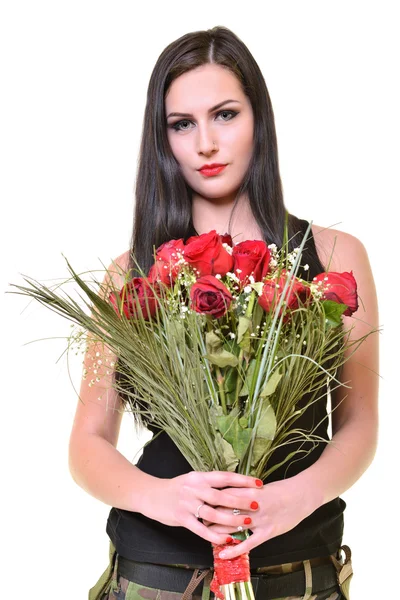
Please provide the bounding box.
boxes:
[9,221,372,599]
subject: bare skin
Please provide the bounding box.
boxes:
[69,64,379,559]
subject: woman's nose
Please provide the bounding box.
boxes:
[197,127,218,156]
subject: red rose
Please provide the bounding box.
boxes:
[258,270,311,314]
[183,230,234,277]
[232,240,271,287]
[148,238,185,286]
[190,275,233,318]
[313,271,358,316]
[220,232,233,247]
[148,261,171,286]
[109,277,159,320]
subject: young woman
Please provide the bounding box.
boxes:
[69,26,379,600]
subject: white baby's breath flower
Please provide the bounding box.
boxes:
[244,285,252,294]
[226,271,240,283]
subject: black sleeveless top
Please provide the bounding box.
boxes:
[106,219,346,567]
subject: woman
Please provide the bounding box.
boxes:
[69,26,379,600]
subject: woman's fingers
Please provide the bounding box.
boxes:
[202,471,263,490]
[198,486,261,513]
[196,503,254,529]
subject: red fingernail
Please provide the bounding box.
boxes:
[244,517,252,525]
[250,501,259,510]
[255,479,263,487]
[226,536,234,543]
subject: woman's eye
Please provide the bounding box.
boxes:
[172,119,192,131]
[170,110,238,132]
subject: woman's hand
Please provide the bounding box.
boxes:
[203,476,320,559]
[140,470,263,547]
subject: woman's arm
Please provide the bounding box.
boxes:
[293,227,379,507]
[68,249,155,511]
[68,252,264,545]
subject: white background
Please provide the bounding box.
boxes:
[1,1,398,598]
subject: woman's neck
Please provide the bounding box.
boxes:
[191,194,264,244]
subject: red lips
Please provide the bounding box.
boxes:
[199,163,227,170]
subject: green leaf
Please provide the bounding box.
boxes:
[251,398,277,467]
[322,300,347,328]
[204,331,239,367]
[255,398,277,439]
[216,433,239,471]
[237,316,251,344]
[225,390,237,407]
[251,281,264,296]
[239,416,248,429]
[217,408,253,460]
[252,301,264,331]
[209,404,223,427]
[224,367,238,392]
[238,358,257,397]
[203,350,239,368]
[260,368,282,397]
[205,330,223,354]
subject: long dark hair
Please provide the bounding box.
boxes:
[128,25,324,281]
[117,26,325,420]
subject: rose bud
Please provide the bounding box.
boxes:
[232,240,271,287]
[148,238,185,286]
[110,277,159,320]
[313,271,358,316]
[258,270,311,315]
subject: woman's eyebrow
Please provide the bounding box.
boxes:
[166,99,241,119]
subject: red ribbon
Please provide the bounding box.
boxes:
[210,541,250,599]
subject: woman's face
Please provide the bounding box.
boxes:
[165,63,254,202]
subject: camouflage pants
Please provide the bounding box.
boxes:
[89,541,352,600]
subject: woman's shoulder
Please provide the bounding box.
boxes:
[311,223,369,273]
[99,250,132,295]
[111,249,131,271]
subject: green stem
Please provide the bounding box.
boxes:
[245,290,257,319]
[216,365,227,415]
